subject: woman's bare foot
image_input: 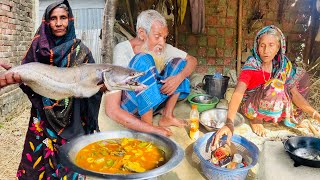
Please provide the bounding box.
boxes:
[250,119,266,136]
[272,122,279,127]
[297,119,309,128]
[159,115,188,127]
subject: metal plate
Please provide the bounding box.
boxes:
[58,130,184,179]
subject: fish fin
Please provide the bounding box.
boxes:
[96,67,112,80]
[102,67,112,72]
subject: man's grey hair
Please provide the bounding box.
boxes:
[136,10,167,35]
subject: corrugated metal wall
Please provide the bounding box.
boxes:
[39,0,104,63]
[73,9,103,30]
[75,29,102,63]
[73,8,103,63]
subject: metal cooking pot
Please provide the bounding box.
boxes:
[58,130,184,179]
[283,136,320,168]
[202,75,230,99]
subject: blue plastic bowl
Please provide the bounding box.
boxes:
[193,132,259,180]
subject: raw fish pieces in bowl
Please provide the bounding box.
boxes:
[200,108,245,131]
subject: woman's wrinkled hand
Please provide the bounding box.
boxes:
[211,125,233,151]
[0,63,22,88]
[97,82,107,93]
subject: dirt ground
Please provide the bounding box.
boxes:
[0,105,30,180]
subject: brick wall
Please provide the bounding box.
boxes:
[0,0,34,121]
[178,0,313,74]
[242,0,313,63]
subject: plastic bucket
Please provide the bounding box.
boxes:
[193,132,259,180]
[202,75,230,99]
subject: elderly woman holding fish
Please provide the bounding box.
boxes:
[105,10,198,136]
[0,0,101,179]
[212,25,320,149]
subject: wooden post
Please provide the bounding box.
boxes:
[101,0,118,64]
[304,0,317,64]
[174,0,178,47]
[126,0,134,31]
[236,0,243,76]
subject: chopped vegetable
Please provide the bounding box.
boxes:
[123,161,146,173]
[94,158,105,164]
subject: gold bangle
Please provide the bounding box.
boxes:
[312,111,317,119]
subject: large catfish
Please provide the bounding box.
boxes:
[2,62,146,100]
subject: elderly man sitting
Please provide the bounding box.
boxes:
[105,10,198,136]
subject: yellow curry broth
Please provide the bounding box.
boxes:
[75,138,165,174]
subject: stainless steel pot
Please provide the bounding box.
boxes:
[58,130,184,179]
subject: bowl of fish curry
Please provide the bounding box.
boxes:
[58,130,184,179]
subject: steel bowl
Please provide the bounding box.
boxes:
[199,108,245,131]
[58,130,184,179]
[191,95,215,104]
[187,94,219,112]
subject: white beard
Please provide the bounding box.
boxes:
[141,41,166,72]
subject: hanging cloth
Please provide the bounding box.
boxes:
[190,0,205,34]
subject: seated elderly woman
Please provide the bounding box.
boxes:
[212,25,320,147]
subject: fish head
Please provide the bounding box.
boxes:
[102,65,146,91]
